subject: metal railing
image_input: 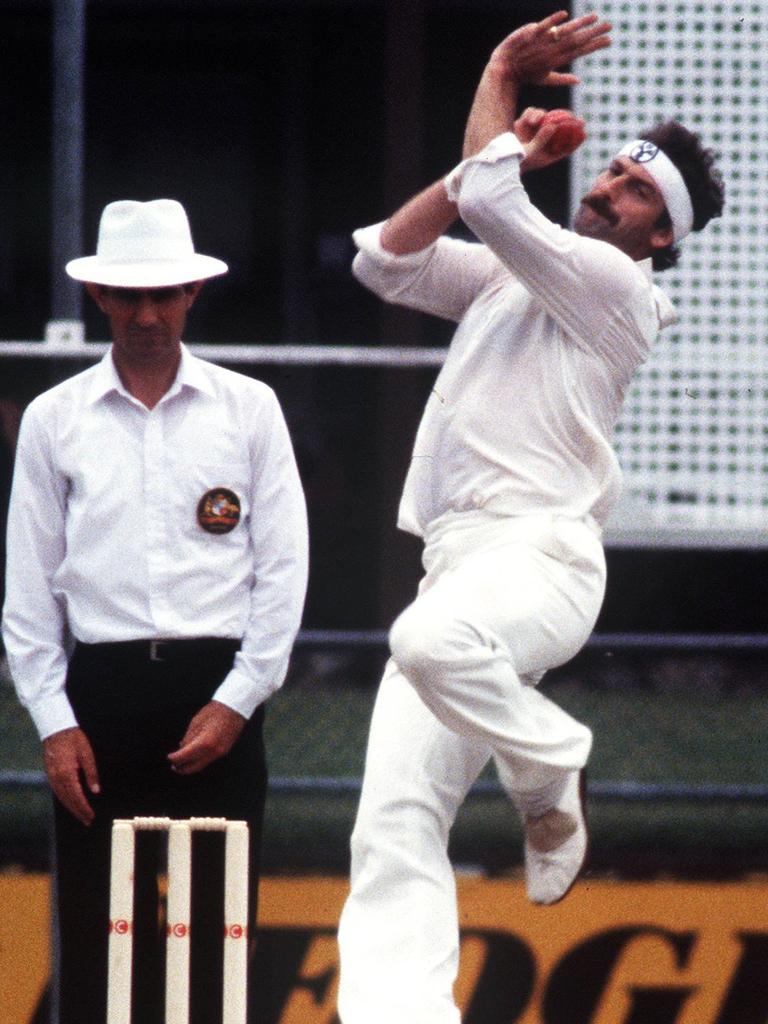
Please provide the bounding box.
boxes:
[3,628,767,804]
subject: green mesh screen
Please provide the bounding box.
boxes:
[572,0,767,546]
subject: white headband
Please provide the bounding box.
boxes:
[617,139,694,242]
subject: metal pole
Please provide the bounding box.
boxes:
[48,6,87,1011]
[49,0,86,339]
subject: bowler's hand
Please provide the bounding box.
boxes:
[486,10,611,91]
[463,11,610,159]
[516,107,586,173]
[168,700,247,775]
[43,727,101,826]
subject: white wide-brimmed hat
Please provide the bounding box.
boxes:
[65,199,228,287]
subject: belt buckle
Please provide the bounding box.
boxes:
[149,640,166,662]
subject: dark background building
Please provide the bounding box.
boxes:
[0,0,765,632]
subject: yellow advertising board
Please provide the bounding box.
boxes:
[2,873,767,1023]
[0,874,50,1024]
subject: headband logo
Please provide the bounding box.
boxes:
[628,141,660,164]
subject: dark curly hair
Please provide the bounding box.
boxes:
[640,121,725,272]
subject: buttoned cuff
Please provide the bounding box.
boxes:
[444,132,525,202]
[29,693,79,741]
[352,223,438,266]
[213,667,272,720]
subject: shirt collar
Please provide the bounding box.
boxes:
[636,257,653,283]
[175,344,216,398]
[85,343,216,406]
[635,257,677,329]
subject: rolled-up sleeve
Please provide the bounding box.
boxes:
[212,392,308,717]
[352,221,507,324]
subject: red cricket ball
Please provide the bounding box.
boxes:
[540,109,586,158]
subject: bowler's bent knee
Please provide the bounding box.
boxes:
[389,603,478,690]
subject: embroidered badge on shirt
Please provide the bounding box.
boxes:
[197,488,241,534]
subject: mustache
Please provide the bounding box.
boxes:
[580,195,619,226]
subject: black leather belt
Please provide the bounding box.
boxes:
[76,638,241,663]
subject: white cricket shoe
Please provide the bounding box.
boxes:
[522,769,587,905]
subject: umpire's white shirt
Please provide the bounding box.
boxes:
[352,132,676,539]
[3,345,308,740]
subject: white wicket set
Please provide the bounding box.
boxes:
[107,816,250,1024]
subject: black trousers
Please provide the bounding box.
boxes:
[54,639,267,1024]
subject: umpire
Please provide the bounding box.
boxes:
[2,199,309,1024]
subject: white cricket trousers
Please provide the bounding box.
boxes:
[337,511,606,1024]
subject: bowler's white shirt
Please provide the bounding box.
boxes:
[352,132,676,538]
[2,345,309,740]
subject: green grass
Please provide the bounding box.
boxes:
[553,680,768,785]
[3,652,768,877]
[262,674,768,786]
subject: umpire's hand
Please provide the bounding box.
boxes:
[167,700,247,775]
[43,726,101,826]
